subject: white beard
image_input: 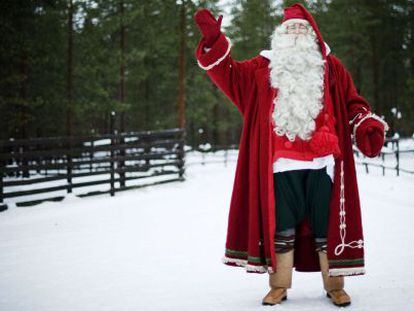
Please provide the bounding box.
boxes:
[269,20,325,142]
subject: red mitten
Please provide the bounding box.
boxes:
[355,118,385,157]
[194,9,223,47]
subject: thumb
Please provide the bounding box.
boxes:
[217,15,223,27]
[363,135,372,156]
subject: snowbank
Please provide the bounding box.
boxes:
[0,154,413,310]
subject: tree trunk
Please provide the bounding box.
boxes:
[212,102,219,146]
[67,0,74,136]
[119,0,126,132]
[19,50,28,139]
[177,1,186,129]
[370,32,381,115]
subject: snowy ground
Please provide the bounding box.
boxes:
[0,153,414,311]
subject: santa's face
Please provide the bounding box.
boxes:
[269,19,325,142]
[285,22,312,35]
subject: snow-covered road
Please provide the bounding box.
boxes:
[0,155,413,311]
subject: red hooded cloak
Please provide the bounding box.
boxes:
[195,5,375,277]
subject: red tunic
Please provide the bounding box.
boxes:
[271,95,340,162]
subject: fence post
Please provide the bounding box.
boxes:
[0,144,7,212]
[89,140,94,172]
[177,129,186,180]
[21,145,29,178]
[110,111,116,196]
[118,134,126,188]
[67,137,73,193]
[396,139,400,176]
[0,147,7,211]
[18,146,23,177]
[144,135,151,169]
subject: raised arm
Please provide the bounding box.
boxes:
[333,56,389,157]
[194,9,261,115]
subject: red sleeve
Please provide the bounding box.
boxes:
[195,33,261,115]
[332,56,388,137]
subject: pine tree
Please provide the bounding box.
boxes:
[226,0,275,60]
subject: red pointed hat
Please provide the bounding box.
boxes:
[282,3,327,58]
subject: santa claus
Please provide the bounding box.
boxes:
[194,3,388,308]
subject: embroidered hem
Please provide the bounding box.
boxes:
[223,248,273,273]
[222,256,271,273]
[329,267,366,277]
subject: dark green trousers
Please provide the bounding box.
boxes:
[273,167,333,239]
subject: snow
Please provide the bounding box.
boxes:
[0,153,414,311]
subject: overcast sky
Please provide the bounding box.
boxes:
[216,0,284,27]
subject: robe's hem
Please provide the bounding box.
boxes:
[328,267,365,277]
[328,258,364,266]
[225,248,271,264]
[328,257,365,276]
[222,256,273,274]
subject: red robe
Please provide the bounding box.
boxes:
[196,33,370,277]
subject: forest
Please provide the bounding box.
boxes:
[1,0,413,146]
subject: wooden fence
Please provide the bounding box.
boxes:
[0,128,185,208]
[354,137,414,176]
[187,138,414,177]
[1,133,411,211]
[186,144,239,167]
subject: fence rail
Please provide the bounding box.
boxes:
[1,134,412,211]
[354,137,414,176]
[187,138,414,177]
[0,128,185,208]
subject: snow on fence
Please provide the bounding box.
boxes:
[0,128,185,209]
[185,143,239,167]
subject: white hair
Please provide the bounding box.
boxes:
[269,19,325,142]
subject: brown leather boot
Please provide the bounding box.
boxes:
[262,250,293,305]
[318,251,351,307]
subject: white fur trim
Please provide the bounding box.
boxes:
[260,42,331,60]
[329,267,366,277]
[222,256,247,266]
[246,264,268,273]
[221,256,269,273]
[197,37,232,71]
[259,50,272,59]
[325,42,331,56]
[282,18,310,26]
[352,112,389,139]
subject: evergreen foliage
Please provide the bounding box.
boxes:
[0,0,413,144]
